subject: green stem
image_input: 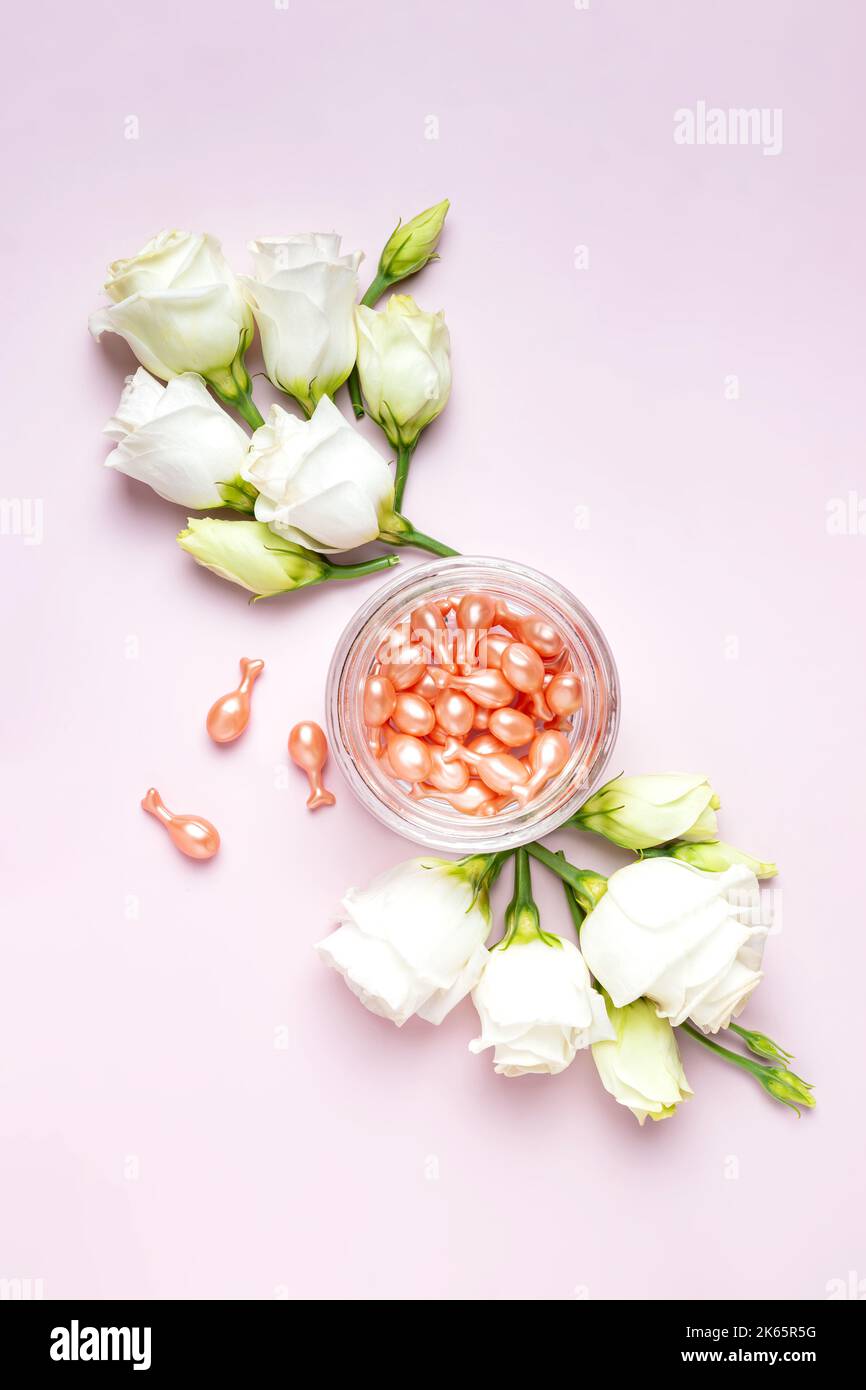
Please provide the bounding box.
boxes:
[556,851,586,934]
[390,527,458,558]
[499,847,554,948]
[361,271,394,308]
[348,370,365,419]
[512,845,532,907]
[394,439,417,511]
[680,1022,764,1079]
[325,554,400,581]
[347,271,396,418]
[206,361,265,431]
[233,392,266,431]
[526,843,608,914]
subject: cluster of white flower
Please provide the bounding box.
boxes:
[317,775,814,1123]
[90,206,455,595]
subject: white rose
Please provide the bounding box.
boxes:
[244,394,396,552]
[89,230,253,388]
[581,858,767,1034]
[572,773,720,851]
[591,996,693,1124]
[355,294,452,449]
[240,234,362,415]
[469,935,613,1077]
[316,856,499,1027]
[103,369,252,508]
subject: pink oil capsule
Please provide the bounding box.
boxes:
[441,737,529,795]
[385,731,432,783]
[489,706,536,748]
[511,730,570,807]
[288,722,337,810]
[141,788,220,860]
[363,674,397,726]
[447,669,515,709]
[413,780,498,815]
[206,657,265,743]
[546,671,583,716]
[501,642,545,694]
[434,690,475,737]
[392,691,436,737]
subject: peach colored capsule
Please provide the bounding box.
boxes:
[466,732,507,755]
[376,628,409,663]
[363,674,397,727]
[518,615,563,660]
[426,747,471,792]
[206,657,265,744]
[412,666,450,699]
[456,592,497,631]
[410,602,446,640]
[289,721,336,810]
[392,691,436,737]
[489,706,536,748]
[381,644,428,691]
[472,705,490,730]
[385,731,432,783]
[546,671,583,716]
[501,642,546,694]
[480,795,513,818]
[141,788,220,860]
[517,689,554,722]
[447,668,515,709]
[434,689,475,737]
[367,726,386,758]
[493,598,525,635]
[544,648,570,673]
[441,737,529,794]
[511,730,570,806]
[481,633,512,670]
[411,670,439,702]
[414,781,498,814]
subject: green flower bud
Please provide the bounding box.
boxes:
[572,773,719,851]
[376,199,450,286]
[355,295,451,450]
[757,1066,816,1114]
[216,475,258,515]
[593,996,693,1125]
[178,518,327,597]
[178,517,399,596]
[728,1023,793,1063]
[658,839,778,879]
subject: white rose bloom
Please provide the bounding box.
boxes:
[103,369,252,508]
[355,294,452,449]
[89,229,253,383]
[581,858,767,1034]
[592,996,693,1124]
[572,773,719,851]
[316,857,497,1027]
[240,234,362,414]
[244,394,395,552]
[469,936,613,1077]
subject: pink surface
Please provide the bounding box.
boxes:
[2,0,864,1300]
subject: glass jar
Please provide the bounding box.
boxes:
[326,556,620,853]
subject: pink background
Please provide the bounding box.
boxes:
[2,0,864,1300]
